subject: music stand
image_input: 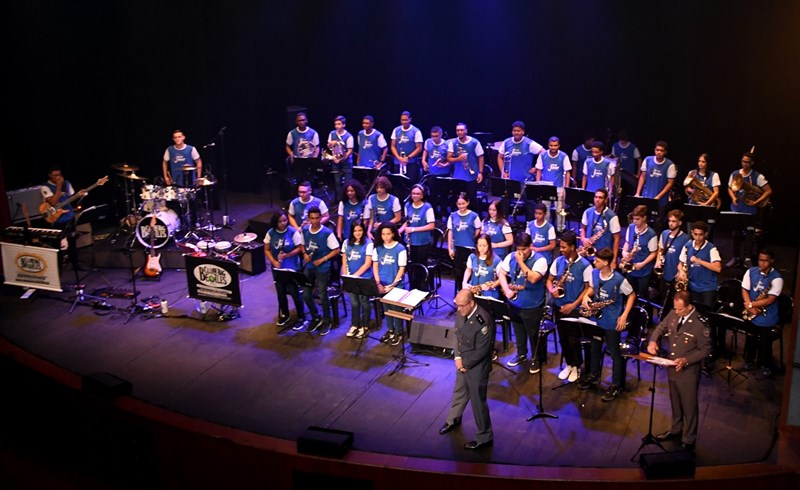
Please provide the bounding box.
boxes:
[341,274,382,357]
[474,296,515,374]
[273,268,314,334]
[352,166,380,189]
[627,352,675,461]
[434,177,468,207]
[682,204,719,228]
[524,182,558,203]
[387,173,411,204]
[565,187,594,217]
[619,195,659,227]
[381,288,430,376]
[706,310,749,395]
[526,315,558,422]
[489,177,525,221]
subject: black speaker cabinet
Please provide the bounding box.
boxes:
[238,243,266,275]
[409,321,456,350]
[297,426,353,458]
[640,451,696,480]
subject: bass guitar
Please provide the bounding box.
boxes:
[39,176,109,224]
[144,213,162,277]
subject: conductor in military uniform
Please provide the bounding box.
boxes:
[438,289,495,450]
[646,290,712,451]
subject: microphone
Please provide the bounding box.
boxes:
[203,143,216,148]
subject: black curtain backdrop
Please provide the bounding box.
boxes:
[2,1,798,242]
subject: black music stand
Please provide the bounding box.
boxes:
[565,187,594,217]
[341,274,382,357]
[489,177,526,222]
[474,296,514,373]
[353,166,381,189]
[619,195,659,227]
[524,182,558,204]
[683,204,719,229]
[387,173,411,204]
[381,289,430,376]
[628,352,672,461]
[273,268,314,334]
[706,310,749,395]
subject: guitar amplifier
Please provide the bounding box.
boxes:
[237,242,266,275]
[7,186,44,223]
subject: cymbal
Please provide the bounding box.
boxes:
[117,172,147,181]
[111,162,140,172]
[196,176,217,186]
[180,165,197,172]
[234,232,257,243]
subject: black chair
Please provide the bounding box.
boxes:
[621,305,649,381]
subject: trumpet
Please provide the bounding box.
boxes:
[675,262,689,291]
[470,279,496,295]
[579,299,615,319]
[743,280,771,321]
[730,173,769,208]
[454,146,475,175]
[552,258,574,299]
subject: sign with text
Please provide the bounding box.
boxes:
[184,254,242,307]
[1,242,62,292]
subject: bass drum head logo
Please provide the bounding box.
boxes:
[193,264,231,287]
[16,253,47,273]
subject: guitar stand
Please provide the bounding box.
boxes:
[630,360,666,462]
[526,335,558,422]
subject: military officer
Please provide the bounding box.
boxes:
[647,290,712,451]
[438,289,495,450]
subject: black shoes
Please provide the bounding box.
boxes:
[464,439,493,450]
[655,430,679,442]
[438,418,461,435]
[577,373,600,390]
[601,384,623,402]
[506,355,526,367]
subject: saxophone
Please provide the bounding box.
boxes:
[578,224,606,258]
[552,258,573,299]
[675,262,689,291]
[620,231,641,274]
[507,266,527,301]
[743,279,772,321]
[653,245,666,278]
[470,279,496,295]
[579,299,615,319]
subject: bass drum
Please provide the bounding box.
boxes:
[136,209,181,249]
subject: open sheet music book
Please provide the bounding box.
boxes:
[382,287,428,308]
[634,352,678,366]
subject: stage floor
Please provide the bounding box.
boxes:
[0,191,795,473]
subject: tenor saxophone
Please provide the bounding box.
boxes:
[552,258,574,299]
[579,299,615,318]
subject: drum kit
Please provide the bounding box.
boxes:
[177,232,258,262]
[111,162,220,251]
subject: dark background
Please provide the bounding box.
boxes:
[2,1,798,243]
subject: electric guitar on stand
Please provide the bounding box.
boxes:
[39,176,109,224]
[144,213,162,278]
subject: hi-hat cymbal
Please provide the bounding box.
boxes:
[111,162,140,172]
[117,172,147,180]
[234,232,257,243]
[196,176,217,186]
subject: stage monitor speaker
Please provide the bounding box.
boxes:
[239,243,266,275]
[297,426,353,458]
[245,212,273,243]
[81,372,133,399]
[639,451,696,480]
[409,320,456,351]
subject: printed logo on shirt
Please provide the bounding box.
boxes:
[379,252,396,266]
[456,219,470,232]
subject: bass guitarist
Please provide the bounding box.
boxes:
[40,166,87,228]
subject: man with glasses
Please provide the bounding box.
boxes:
[438,289,495,450]
[288,181,329,229]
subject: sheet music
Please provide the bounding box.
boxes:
[382,287,428,308]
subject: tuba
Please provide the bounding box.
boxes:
[730,174,768,208]
[322,140,346,162]
[684,173,715,203]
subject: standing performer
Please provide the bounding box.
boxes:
[422,125,452,219]
[356,115,388,169]
[264,211,305,329]
[399,184,436,290]
[438,289,495,450]
[285,113,319,184]
[342,222,375,340]
[578,189,621,266]
[390,111,424,183]
[525,202,557,266]
[610,129,642,197]
[741,249,783,380]
[726,151,772,268]
[300,207,340,336]
[372,223,408,346]
[535,136,572,229]
[336,179,366,244]
[654,209,690,317]
[447,193,482,296]
[635,140,676,224]
[163,129,203,187]
[364,176,402,241]
[326,115,355,200]
[447,122,484,197]
[547,231,593,383]
[571,134,596,174]
[498,232,549,374]
[578,247,636,402]
[648,290,712,452]
[582,141,616,193]
[481,199,513,260]
[40,166,86,228]
[496,120,544,184]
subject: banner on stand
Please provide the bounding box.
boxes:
[1,242,62,292]
[184,254,242,307]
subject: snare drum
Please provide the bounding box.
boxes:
[139,185,166,212]
[214,241,232,253]
[197,240,216,252]
[135,209,181,248]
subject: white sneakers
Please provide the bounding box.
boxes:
[558,365,580,382]
[346,325,359,338]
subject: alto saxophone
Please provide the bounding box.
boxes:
[743,279,771,321]
[552,258,574,299]
[470,279,496,295]
[579,299,615,319]
[620,233,641,274]
[675,262,689,291]
[578,224,605,258]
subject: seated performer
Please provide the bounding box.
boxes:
[462,234,502,299]
[288,181,330,229]
[546,230,593,383]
